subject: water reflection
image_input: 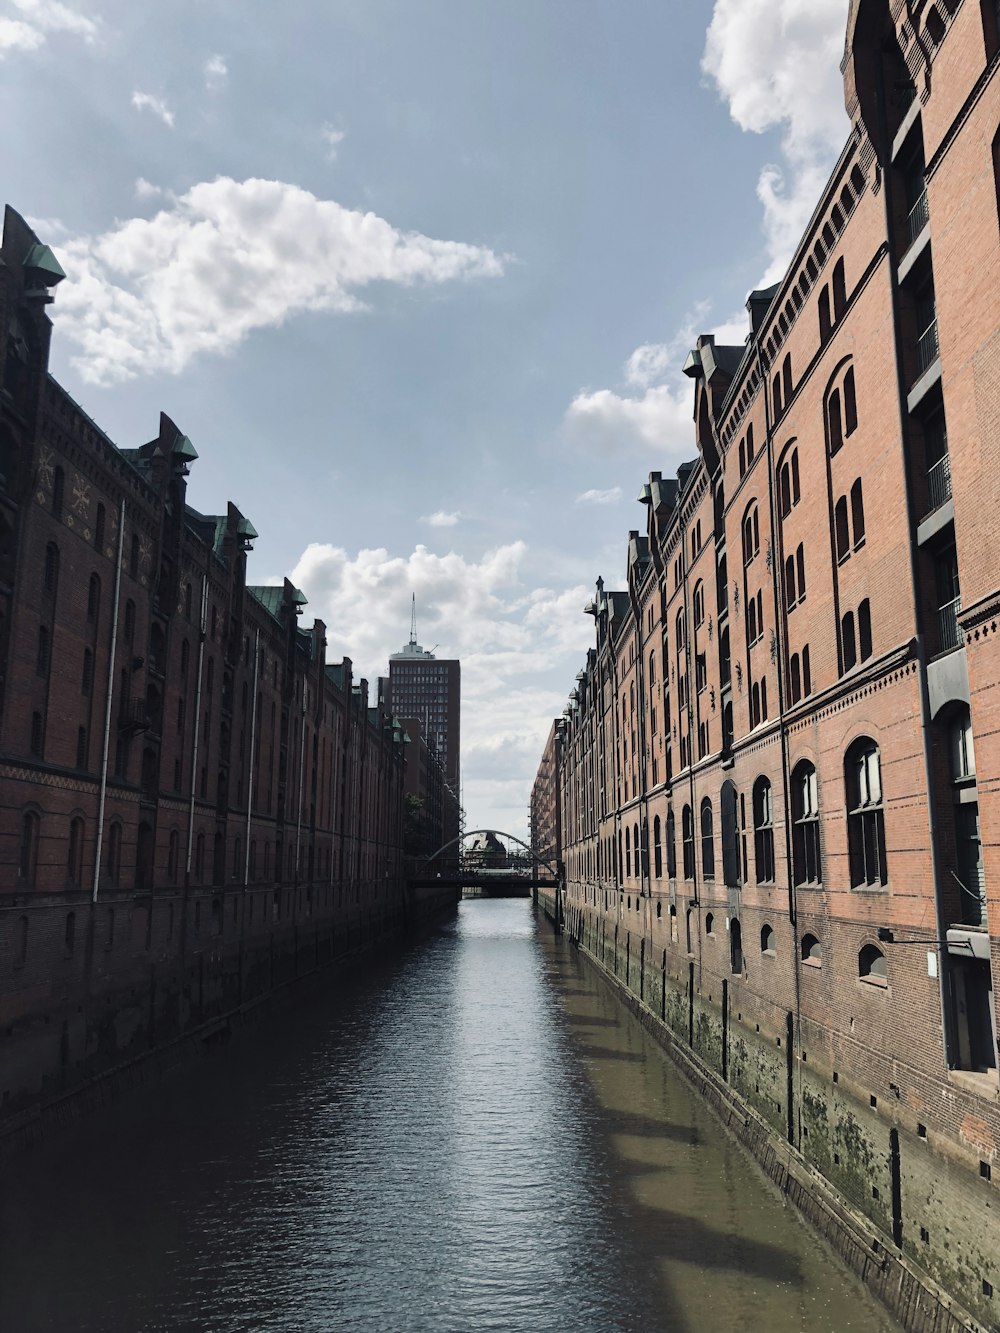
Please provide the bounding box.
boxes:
[0,900,897,1332]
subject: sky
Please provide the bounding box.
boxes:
[1,0,852,840]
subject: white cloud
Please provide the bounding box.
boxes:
[204,53,227,87]
[321,123,346,161]
[0,0,96,54]
[132,89,175,128]
[575,487,622,505]
[702,0,850,281]
[422,510,461,528]
[134,177,165,200]
[282,541,593,836]
[51,175,505,385]
[0,18,41,51]
[565,303,743,457]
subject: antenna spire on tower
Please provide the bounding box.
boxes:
[410,593,417,646]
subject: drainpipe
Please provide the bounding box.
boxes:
[873,58,955,1062]
[751,321,804,1148]
[185,576,208,877]
[243,627,260,887]
[92,497,125,904]
[750,331,797,932]
[295,679,307,881]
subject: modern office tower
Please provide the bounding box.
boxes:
[387,599,461,850]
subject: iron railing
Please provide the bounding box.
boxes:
[917,315,940,375]
[906,187,929,248]
[926,452,952,513]
[938,596,962,653]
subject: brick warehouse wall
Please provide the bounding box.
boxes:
[0,204,455,1144]
[533,3,1000,1329]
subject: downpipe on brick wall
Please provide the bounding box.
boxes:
[91,496,126,905]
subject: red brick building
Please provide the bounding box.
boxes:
[535,4,1000,1327]
[0,204,434,1140]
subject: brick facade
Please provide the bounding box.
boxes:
[535,4,1000,1327]
[0,204,433,1139]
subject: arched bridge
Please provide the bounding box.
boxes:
[407,829,563,897]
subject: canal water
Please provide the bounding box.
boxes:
[0,900,898,1332]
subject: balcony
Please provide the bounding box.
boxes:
[938,596,963,653]
[917,314,940,376]
[905,188,929,250]
[118,697,148,735]
[926,452,952,513]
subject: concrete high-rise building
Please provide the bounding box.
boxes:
[386,600,461,851]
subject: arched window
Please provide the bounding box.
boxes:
[693,580,705,628]
[784,554,796,610]
[68,817,84,885]
[844,366,858,436]
[773,372,783,418]
[653,815,662,878]
[835,496,850,560]
[87,573,100,622]
[782,354,792,405]
[801,933,822,966]
[859,944,888,985]
[792,761,821,885]
[846,737,887,887]
[858,599,872,662]
[19,810,39,885]
[742,505,760,565]
[832,258,846,318]
[828,388,843,454]
[851,479,865,547]
[682,804,694,879]
[76,726,88,770]
[676,608,685,652]
[666,809,676,878]
[705,912,715,936]
[104,824,122,886]
[720,779,740,887]
[818,287,831,343]
[82,648,93,695]
[730,919,744,974]
[124,599,135,644]
[634,822,641,878]
[842,610,857,671]
[761,924,776,955]
[43,542,59,597]
[195,831,205,882]
[753,777,775,883]
[36,624,50,677]
[701,798,715,879]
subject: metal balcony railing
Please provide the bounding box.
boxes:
[938,596,962,653]
[118,696,147,734]
[916,315,940,375]
[926,452,952,513]
[906,188,929,248]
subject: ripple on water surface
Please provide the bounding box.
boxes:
[0,899,899,1332]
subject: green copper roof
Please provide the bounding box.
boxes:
[23,243,65,286]
[173,433,198,462]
